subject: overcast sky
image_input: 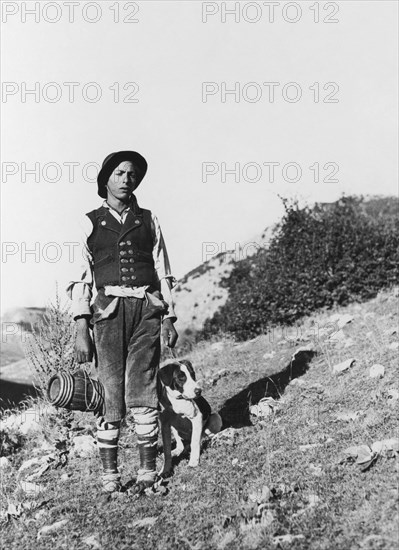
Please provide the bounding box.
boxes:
[1,0,397,313]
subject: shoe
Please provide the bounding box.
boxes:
[128,469,157,496]
[101,472,121,493]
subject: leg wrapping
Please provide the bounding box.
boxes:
[96,418,120,474]
[131,407,159,480]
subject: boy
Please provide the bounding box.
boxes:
[67,150,178,493]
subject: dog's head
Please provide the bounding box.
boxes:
[159,359,202,400]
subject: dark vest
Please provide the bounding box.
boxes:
[86,201,157,290]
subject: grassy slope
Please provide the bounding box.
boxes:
[1,288,398,550]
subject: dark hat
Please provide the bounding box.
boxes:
[97,151,148,198]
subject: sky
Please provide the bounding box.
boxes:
[1,0,398,314]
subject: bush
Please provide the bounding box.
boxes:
[24,293,82,396]
[203,196,398,341]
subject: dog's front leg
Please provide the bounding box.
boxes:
[188,414,203,468]
[171,426,185,457]
[159,411,173,477]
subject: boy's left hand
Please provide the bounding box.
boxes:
[162,319,178,348]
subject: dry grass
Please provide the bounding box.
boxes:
[0,288,398,549]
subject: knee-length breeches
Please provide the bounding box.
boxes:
[92,289,168,423]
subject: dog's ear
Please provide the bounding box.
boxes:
[159,363,179,387]
[179,359,196,381]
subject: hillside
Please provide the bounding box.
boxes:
[1,287,398,549]
[173,196,398,338]
[174,226,274,335]
[1,308,47,368]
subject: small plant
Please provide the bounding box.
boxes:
[24,291,81,397]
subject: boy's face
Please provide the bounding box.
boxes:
[106,161,138,201]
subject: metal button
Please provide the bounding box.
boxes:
[126,240,132,245]
[119,242,126,246]
[101,221,106,226]
[121,276,128,281]
[120,251,126,256]
[135,220,140,225]
[131,275,137,280]
[128,249,133,254]
[129,259,135,263]
[120,259,127,263]
[129,268,135,272]
[121,268,128,272]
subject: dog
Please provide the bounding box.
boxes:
[158,359,222,476]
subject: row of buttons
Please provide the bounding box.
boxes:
[120,258,135,264]
[119,240,134,247]
[120,250,135,256]
[121,267,135,273]
[122,275,137,281]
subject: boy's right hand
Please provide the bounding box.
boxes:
[75,318,93,363]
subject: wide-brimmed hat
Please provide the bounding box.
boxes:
[97,151,148,198]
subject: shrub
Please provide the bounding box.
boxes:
[203,196,398,341]
[24,293,82,396]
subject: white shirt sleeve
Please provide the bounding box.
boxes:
[151,214,177,322]
[66,215,94,319]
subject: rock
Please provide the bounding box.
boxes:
[290,378,305,386]
[341,444,374,465]
[387,388,399,401]
[38,519,69,539]
[82,534,102,549]
[35,509,47,521]
[210,342,225,352]
[0,457,11,469]
[334,410,363,422]
[371,438,399,456]
[249,397,278,418]
[210,427,240,446]
[369,364,385,378]
[70,435,97,458]
[332,358,356,374]
[3,503,23,519]
[130,517,157,528]
[308,464,323,477]
[330,313,354,329]
[18,455,52,473]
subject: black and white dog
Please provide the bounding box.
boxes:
[158,359,222,476]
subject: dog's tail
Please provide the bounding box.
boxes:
[205,412,223,435]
